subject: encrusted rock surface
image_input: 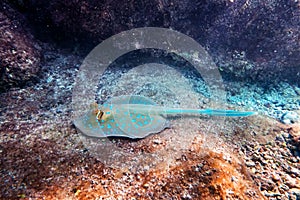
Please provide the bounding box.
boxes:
[0,50,299,199]
[0,2,41,92]
[0,1,299,199]
[7,0,300,83]
[206,0,300,82]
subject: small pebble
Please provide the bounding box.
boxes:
[280,184,290,191]
[245,161,256,167]
[272,173,281,181]
[263,191,281,197]
[260,159,268,166]
[264,155,273,160]
[275,135,285,142]
[281,111,299,124]
[290,188,300,198]
[153,139,162,144]
[271,163,277,169]
[284,175,298,188]
[252,154,260,161]
[294,87,300,95]
[289,167,300,176]
[289,157,298,163]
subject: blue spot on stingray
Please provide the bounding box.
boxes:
[138,121,143,126]
[107,124,112,129]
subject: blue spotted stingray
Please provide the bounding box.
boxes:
[73,95,256,138]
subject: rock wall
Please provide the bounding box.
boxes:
[1,0,299,90]
[0,2,41,92]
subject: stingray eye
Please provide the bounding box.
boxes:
[96,110,104,121]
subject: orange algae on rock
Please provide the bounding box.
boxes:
[36,137,264,200]
[149,147,265,200]
[3,100,290,199]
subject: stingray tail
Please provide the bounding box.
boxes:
[198,109,257,117]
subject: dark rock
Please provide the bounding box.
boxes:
[0,2,41,92]
[260,177,276,191]
[281,111,300,124]
[206,0,300,83]
[7,0,298,84]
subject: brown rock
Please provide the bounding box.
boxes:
[0,2,41,92]
[284,174,300,189]
[272,173,281,182]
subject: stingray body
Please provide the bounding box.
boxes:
[73,95,256,138]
